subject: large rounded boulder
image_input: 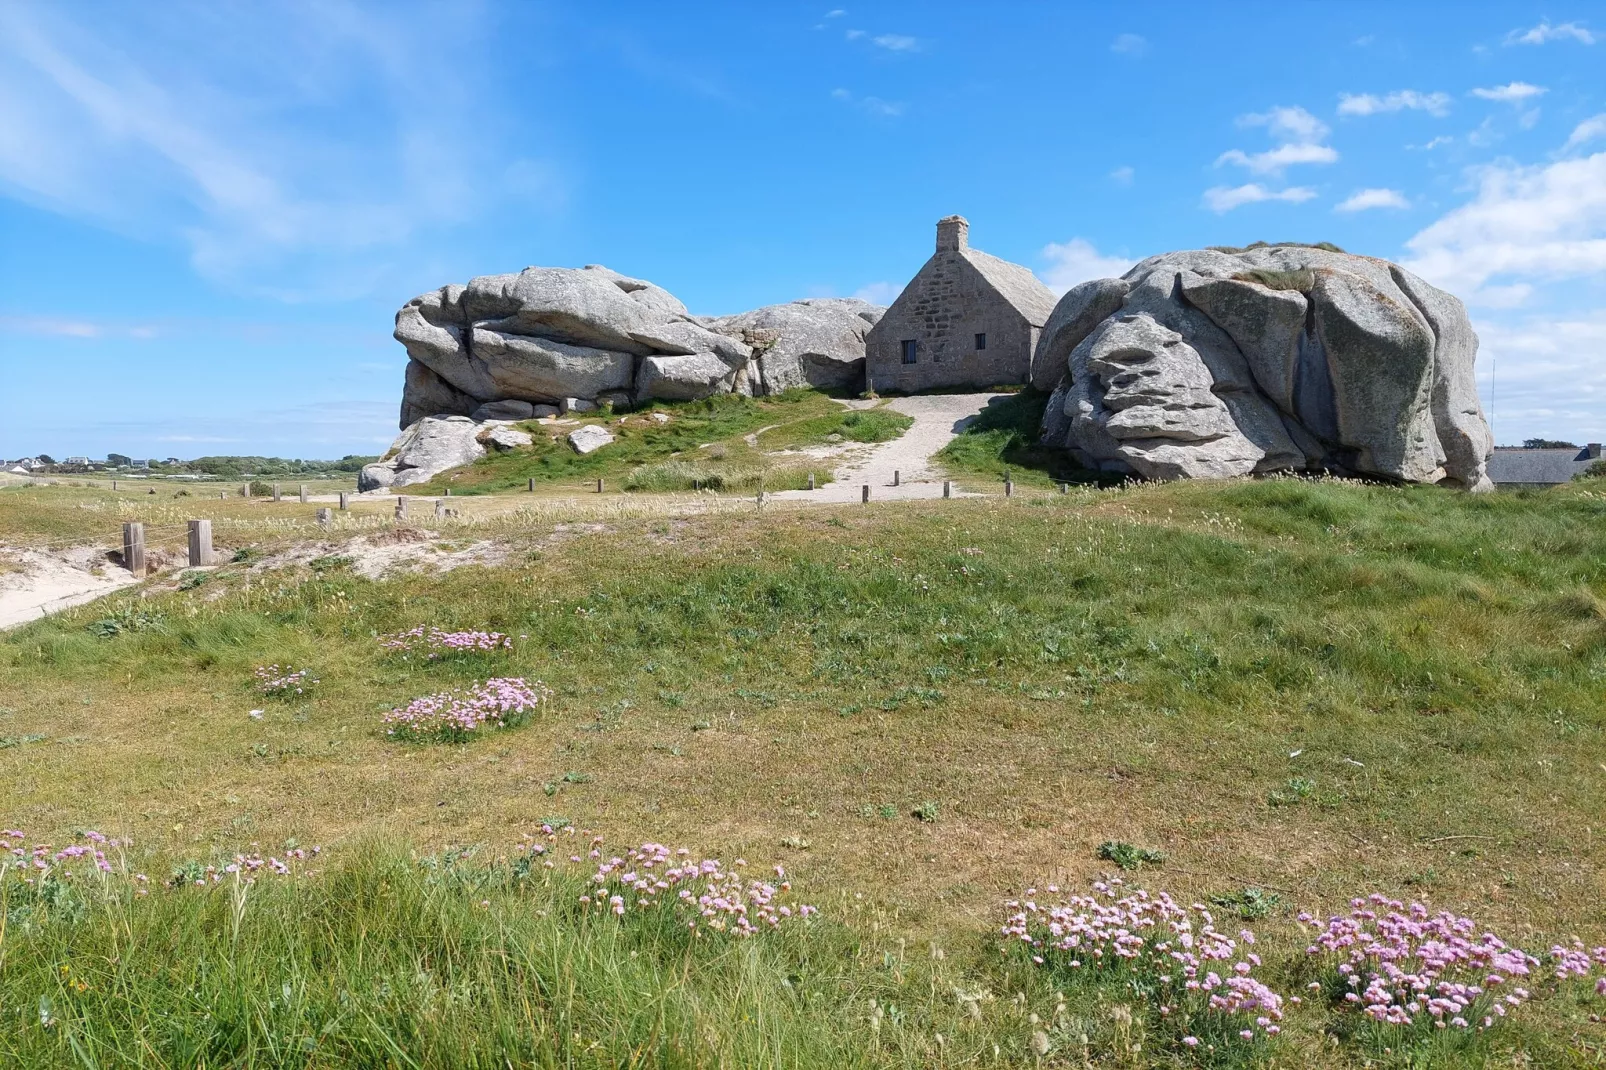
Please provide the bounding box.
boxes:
[1035,245,1493,489]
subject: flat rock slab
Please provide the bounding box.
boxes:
[568,424,616,455]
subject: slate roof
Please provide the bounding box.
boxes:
[1486,446,1602,485]
[962,248,1061,328]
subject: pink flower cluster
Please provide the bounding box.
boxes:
[382,677,551,741]
[1550,940,1606,997]
[380,626,513,659]
[1002,879,1285,1045]
[1300,895,1540,1031]
[254,664,318,696]
[176,844,319,886]
[2,828,127,880]
[579,841,819,936]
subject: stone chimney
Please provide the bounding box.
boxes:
[1588,443,1602,458]
[936,215,969,253]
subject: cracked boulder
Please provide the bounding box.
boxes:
[359,416,487,491]
[1036,246,1493,488]
[706,298,883,394]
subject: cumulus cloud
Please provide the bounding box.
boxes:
[1240,105,1330,142]
[1473,312,1606,444]
[1202,184,1317,213]
[831,87,904,117]
[1110,33,1147,55]
[1335,188,1410,212]
[1471,81,1547,103]
[1216,105,1337,178]
[1402,150,1606,300]
[1337,90,1452,117]
[1504,20,1597,45]
[1037,239,1137,294]
[1565,114,1606,148]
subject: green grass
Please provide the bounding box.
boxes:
[3,477,1606,1064]
[933,389,1106,488]
[407,391,860,496]
[755,405,913,451]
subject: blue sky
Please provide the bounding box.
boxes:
[1,1,1603,459]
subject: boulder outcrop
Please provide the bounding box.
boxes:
[359,416,487,491]
[394,266,884,428]
[1036,245,1493,489]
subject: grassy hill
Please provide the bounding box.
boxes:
[1,475,1604,1066]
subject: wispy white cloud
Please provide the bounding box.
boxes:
[1504,20,1597,45]
[852,281,899,305]
[0,2,548,301]
[1239,105,1329,142]
[830,87,904,117]
[1037,239,1136,294]
[1217,143,1339,174]
[845,28,865,40]
[1334,188,1410,212]
[1567,114,1606,149]
[1337,90,1451,117]
[824,8,846,17]
[1471,81,1547,103]
[1109,165,1135,185]
[1202,184,1317,213]
[1110,33,1147,56]
[871,34,918,52]
[1402,149,1606,301]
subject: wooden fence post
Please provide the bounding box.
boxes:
[395,496,408,519]
[596,478,604,493]
[186,519,214,567]
[272,484,281,502]
[298,485,308,503]
[527,478,535,492]
[862,484,870,503]
[338,491,349,510]
[1004,479,1014,498]
[943,481,952,499]
[893,470,900,487]
[122,522,146,577]
[435,499,446,518]
[807,472,815,490]
[317,508,333,526]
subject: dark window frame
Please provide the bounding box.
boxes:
[901,339,918,365]
[975,332,987,351]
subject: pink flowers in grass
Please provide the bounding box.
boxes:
[171,844,320,887]
[380,626,513,660]
[383,677,551,742]
[579,841,818,936]
[1003,878,1284,1048]
[1,828,127,880]
[1300,895,1542,1033]
[254,664,317,696]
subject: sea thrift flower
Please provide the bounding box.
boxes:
[581,842,817,936]
[254,665,318,696]
[383,678,551,742]
[1002,878,1284,1049]
[379,626,513,659]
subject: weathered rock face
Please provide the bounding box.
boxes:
[706,298,883,394]
[394,266,884,427]
[1036,246,1493,489]
[359,416,487,491]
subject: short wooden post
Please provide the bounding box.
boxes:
[111,480,117,490]
[435,499,446,518]
[338,491,349,510]
[596,478,604,493]
[395,496,408,519]
[527,478,535,492]
[943,480,952,498]
[316,508,333,526]
[1058,482,1069,494]
[693,479,700,491]
[298,485,307,504]
[1004,479,1014,498]
[444,487,451,497]
[272,484,281,502]
[122,522,145,577]
[807,472,815,491]
[861,484,870,503]
[186,519,213,567]
[241,484,249,497]
[219,491,226,500]
[893,470,900,487]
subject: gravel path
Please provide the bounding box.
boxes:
[769,393,1005,503]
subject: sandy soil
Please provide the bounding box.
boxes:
[768,393,1004,503]
[0,545,141,631]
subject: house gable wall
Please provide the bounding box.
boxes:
[865,252,1033,392]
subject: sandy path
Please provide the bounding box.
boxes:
[769,393,1005,503]
[0,547,141,631]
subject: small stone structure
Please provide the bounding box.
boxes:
[865,216,1059,392]
[1487,443,1602,488]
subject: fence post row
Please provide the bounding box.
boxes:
[122,522,146,578]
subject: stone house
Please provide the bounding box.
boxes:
[865,216,1059,392]
[1486,443,1602,488]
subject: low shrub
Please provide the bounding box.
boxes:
[383,677,551,742]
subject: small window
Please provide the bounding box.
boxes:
[975,332,987,351]
[901,339,917,365]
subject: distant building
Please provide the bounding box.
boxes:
[865,216,1059,393]
[1487,443,1602,488]
[65,456,90,466]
